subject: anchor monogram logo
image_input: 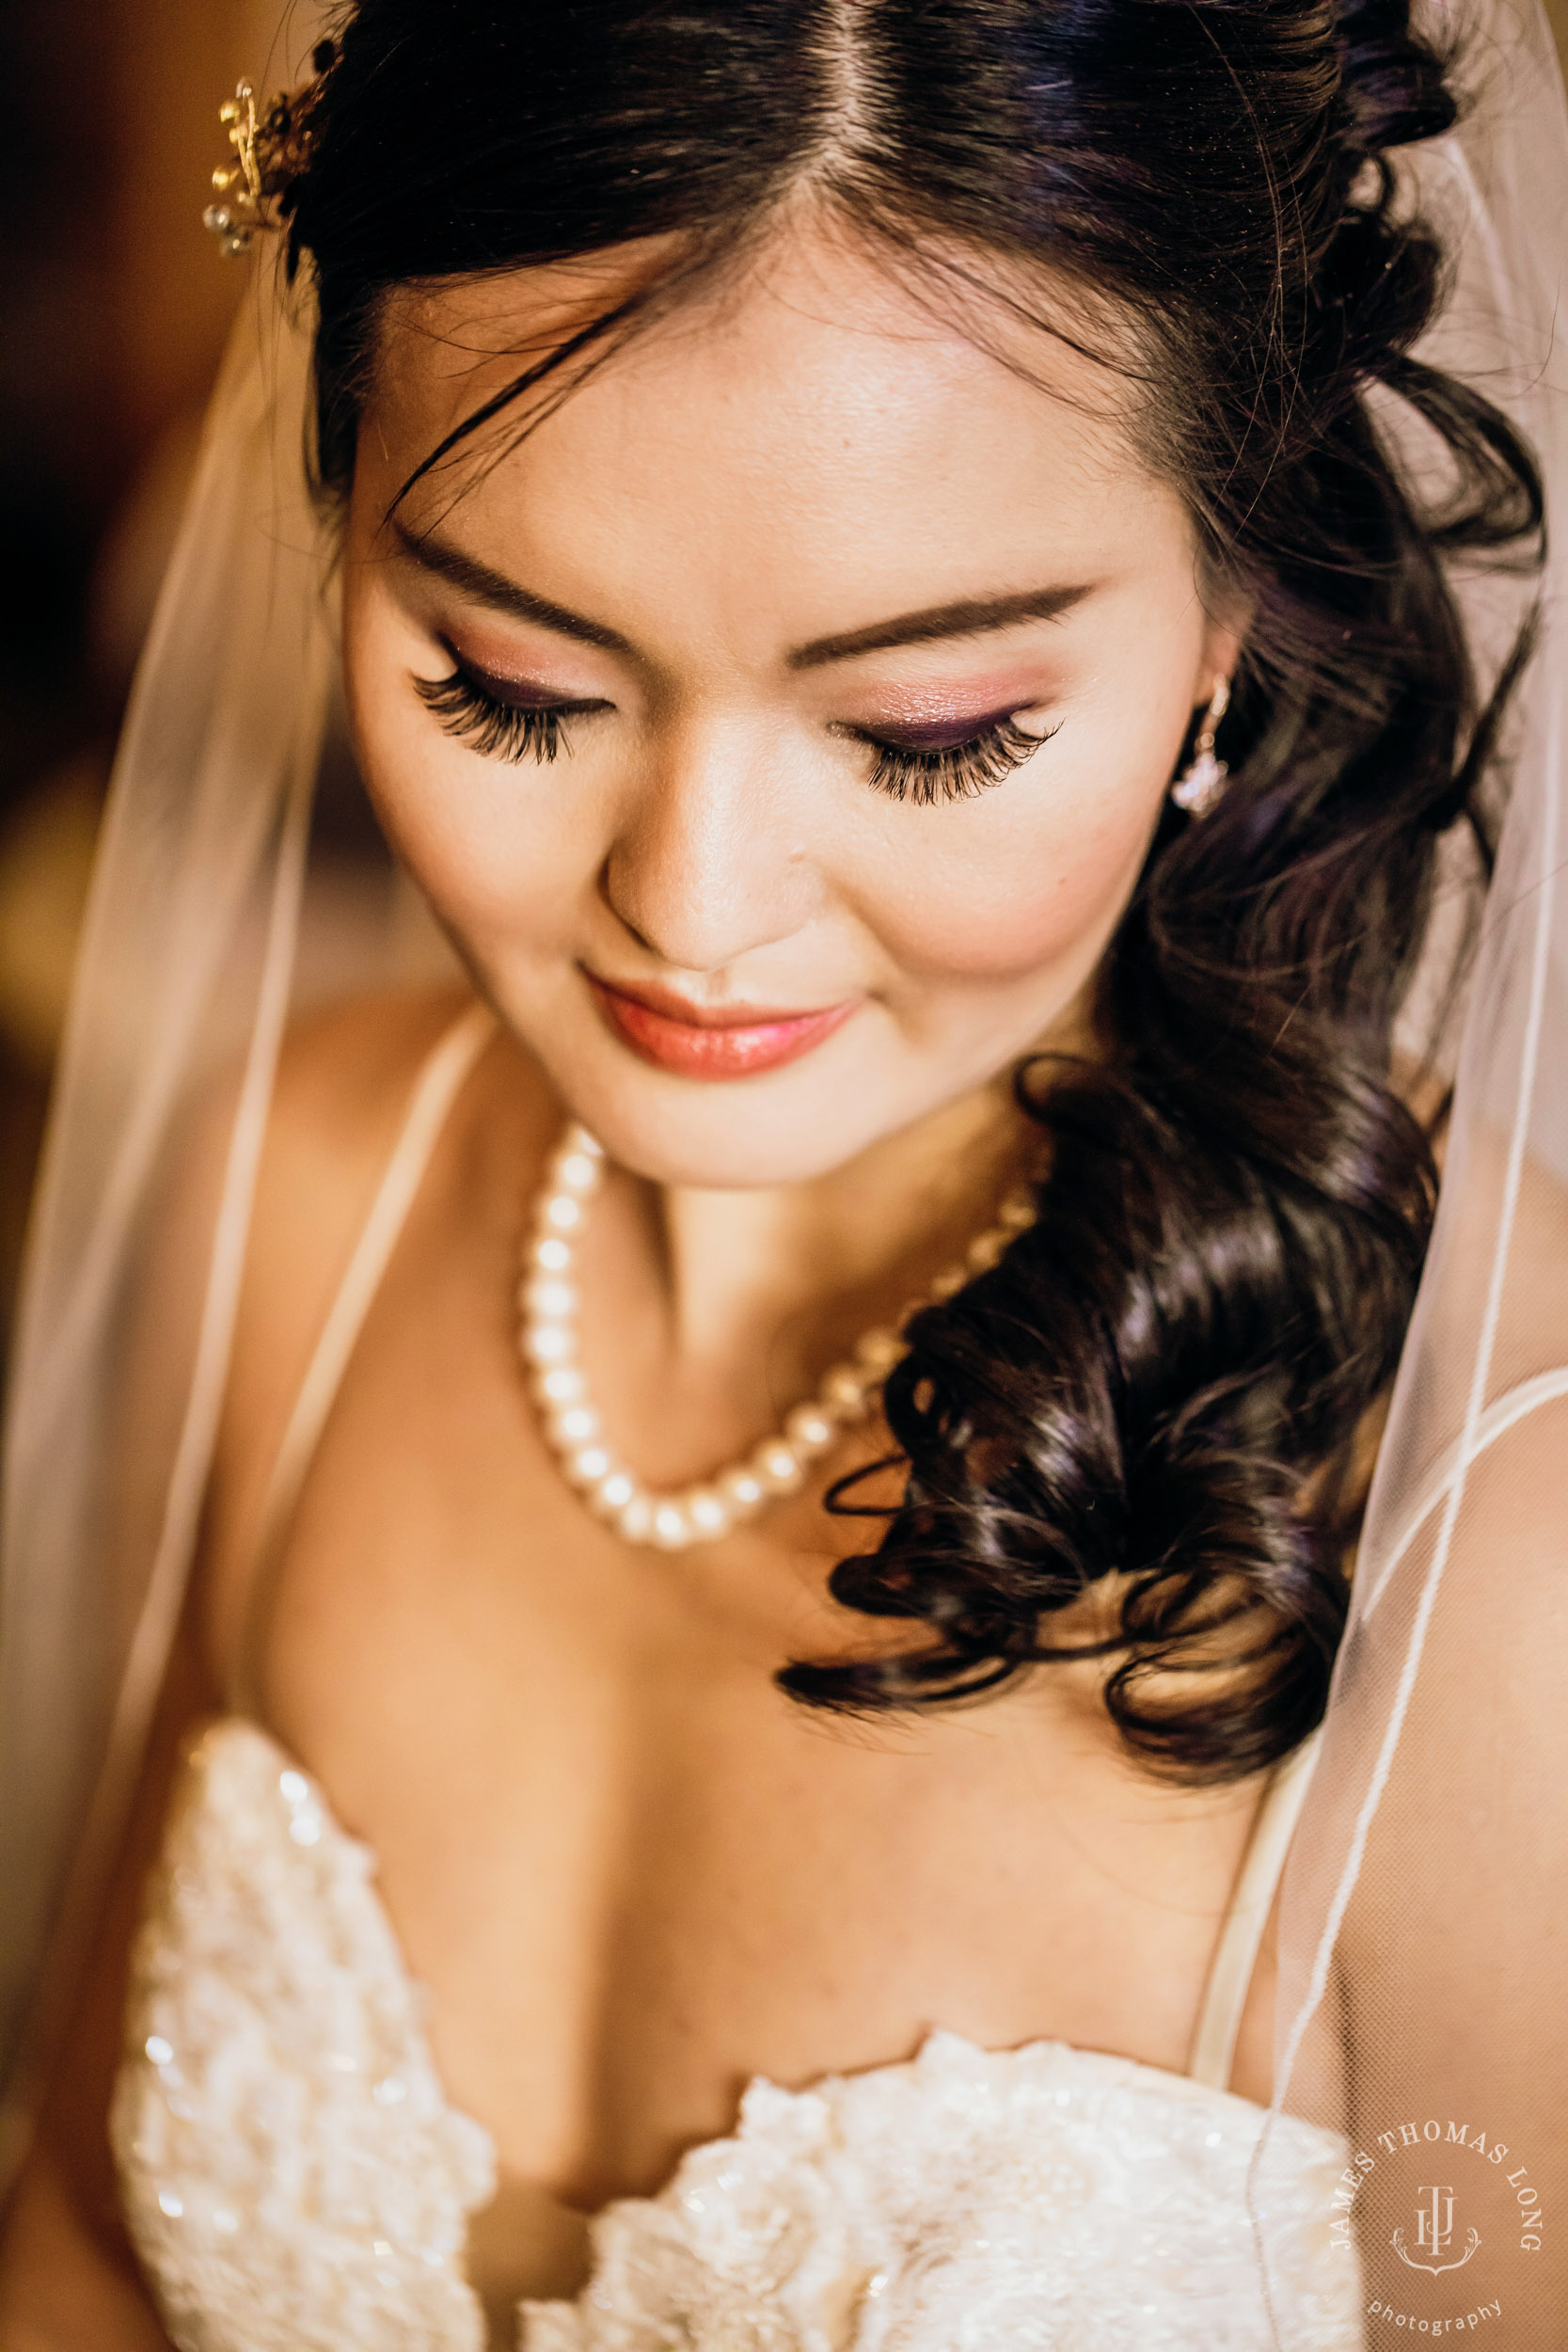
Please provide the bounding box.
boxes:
[1392,2185,1481,2277]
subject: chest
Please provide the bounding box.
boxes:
[203,1173,1262,2211]
[241,1492,1251,2208]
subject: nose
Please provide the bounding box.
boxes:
[600,713,821,974]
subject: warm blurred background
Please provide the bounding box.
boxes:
[0,0,1565,1377]
[0,0,324,1361]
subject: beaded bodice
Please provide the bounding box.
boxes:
[112,1719,1362,2352]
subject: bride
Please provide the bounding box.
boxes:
[0,0,1564,2344]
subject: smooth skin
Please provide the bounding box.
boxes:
[0,220,1269,2346]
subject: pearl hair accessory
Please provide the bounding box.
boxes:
[518,1125,1038,1550]
[1170,676,1231,817]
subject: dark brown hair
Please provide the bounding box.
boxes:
[287,0,1542,1780]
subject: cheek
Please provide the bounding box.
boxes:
[346,644,594,950]
[856,740,1170,990]
[390,788,593,961]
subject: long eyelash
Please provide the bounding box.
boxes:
[415,670,573,764]
[867,716,1060,806]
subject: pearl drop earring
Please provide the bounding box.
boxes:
[1171,677,1231,817]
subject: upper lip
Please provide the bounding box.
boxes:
[585,972,850,1029]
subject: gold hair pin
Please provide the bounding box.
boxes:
[203,51,330,258]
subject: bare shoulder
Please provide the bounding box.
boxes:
[237,982,564,1391]
[198,988,558,1685]
[262,984,485,1170]
[233,987,491,1345]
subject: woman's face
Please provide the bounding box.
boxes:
[343,228,1238,1186]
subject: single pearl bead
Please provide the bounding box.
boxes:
[718,1466,767,1518]
[685,1487,732,1539]
[617,1493,655,1542]
[592,1469,636,1517]
[784,1403,838,1458]
[998,1189,1037,1232]
[855,1327,906,1375]
[524,1322,576,1367]
[927,1265,966,1302]
[820,1362,875,1418]
[534,1364,587,1407]
[549,1404,600,1448]
[566,1443,613,1487]
[555,1150,601,1194]
[651,1500,692,1549]
[542,1194,583,1234]
[531,1236,572,1274]
[521,1277,578,1322]
[752,1438,805,1495]
[565,1125,604,1159]
[966,1229,1006,1274]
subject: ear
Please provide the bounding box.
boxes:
[1195,573,1250,706]
[1195,608,1246,707]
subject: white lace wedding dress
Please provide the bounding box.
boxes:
[108,1012,1363,2352]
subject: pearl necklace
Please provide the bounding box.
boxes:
[518,1124,1038,1550]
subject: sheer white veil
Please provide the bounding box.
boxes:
[0,9,1564,2337]
[1257,1,1568,2334]
[0,285,333,2179]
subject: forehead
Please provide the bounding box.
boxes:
[359,225,1188,626]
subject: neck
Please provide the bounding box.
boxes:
[648,1074,1031,1377]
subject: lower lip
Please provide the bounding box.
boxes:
[585,977,856,1079]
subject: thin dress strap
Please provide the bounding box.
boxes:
[1186,1727,1322,2091]
[232,1001,498,1716]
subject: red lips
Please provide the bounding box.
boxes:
[585,973,856,1079]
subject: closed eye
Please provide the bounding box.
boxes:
[414,660,611,764]
[847,712,1061,805]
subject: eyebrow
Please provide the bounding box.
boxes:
[393,520,1093,670]
[786,582,1094,669]
[392,522,635,656]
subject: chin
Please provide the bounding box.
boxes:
[533,1041,919,1190]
